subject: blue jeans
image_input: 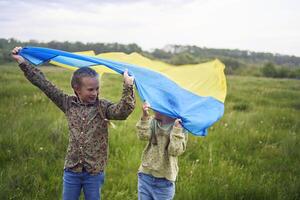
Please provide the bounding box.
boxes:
[63,169,105,200]
[138,172,175,200]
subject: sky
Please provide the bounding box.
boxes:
[0,0,299,56]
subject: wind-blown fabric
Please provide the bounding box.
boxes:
[19,46,226,136]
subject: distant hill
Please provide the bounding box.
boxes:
[151,44,300,68]
[1,38,300,67]
[1,38,300,78]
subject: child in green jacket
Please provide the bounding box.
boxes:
[136,102,188,200]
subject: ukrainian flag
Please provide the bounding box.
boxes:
[20,46,226,136]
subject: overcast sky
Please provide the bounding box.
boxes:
[0,0,299,56]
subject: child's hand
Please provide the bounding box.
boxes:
[11,47,26,64]
[142,102,150,120]
[174,119,182,128]
[123,69,134,86]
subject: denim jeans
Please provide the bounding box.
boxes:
[63,169,105,200]
[138,172,175,200]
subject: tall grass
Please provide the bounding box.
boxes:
[0,65,299,200]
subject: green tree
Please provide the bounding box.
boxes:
[170,53,197,65]
[262,62,277,77]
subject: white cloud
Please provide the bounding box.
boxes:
[0,0,299,56]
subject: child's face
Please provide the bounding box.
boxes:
[75,77,99,103]
[154,112,164,121]
[154,112,175,123]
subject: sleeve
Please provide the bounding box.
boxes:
[105,83,135,120]
[167,127,188,156]
[19,62,70,113]
[136,117,152,141]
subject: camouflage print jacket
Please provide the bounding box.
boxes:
[19,63,135,174]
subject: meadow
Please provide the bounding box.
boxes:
[0,64,299,200]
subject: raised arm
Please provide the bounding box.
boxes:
[11,47,70,113]
[136,102,152,141]
[105,70,135,120]
[168,119,188,156]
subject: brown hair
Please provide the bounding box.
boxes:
[71,67,98,89]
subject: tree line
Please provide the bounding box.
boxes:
[1,38,299,79]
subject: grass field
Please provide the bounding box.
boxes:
[0,64,299,200]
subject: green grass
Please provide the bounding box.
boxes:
[0,65,299,200]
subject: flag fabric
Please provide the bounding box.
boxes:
[20,46,226,136]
